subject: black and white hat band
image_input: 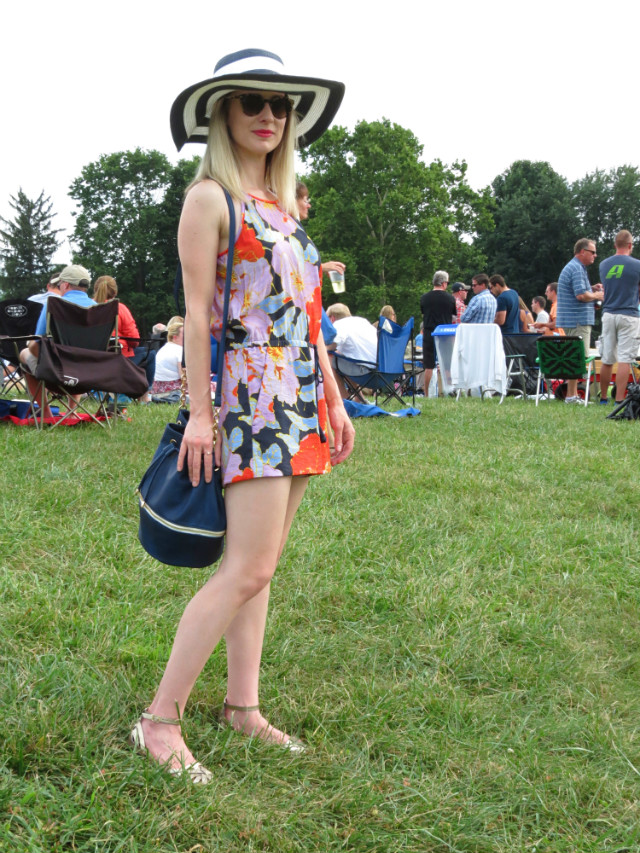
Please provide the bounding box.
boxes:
[170,48,345,150]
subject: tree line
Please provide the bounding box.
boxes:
[1,119,639,332]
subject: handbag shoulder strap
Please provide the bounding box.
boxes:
[175,187,237,411]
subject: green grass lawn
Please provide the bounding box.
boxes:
[1,397,639,852]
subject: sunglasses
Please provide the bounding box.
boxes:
[226,93,293,119]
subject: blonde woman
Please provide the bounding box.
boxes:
[130,49,354,781]
[93,275,154,400]
[151,316,184,394]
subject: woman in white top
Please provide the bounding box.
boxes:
[151,317,184,393]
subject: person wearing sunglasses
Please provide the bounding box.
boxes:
[556,238,603,402]
[130,50,353,782]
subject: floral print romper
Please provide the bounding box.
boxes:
[211,195,331,486]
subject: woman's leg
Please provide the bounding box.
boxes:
[138,476,301,769]
[222,476,309,744]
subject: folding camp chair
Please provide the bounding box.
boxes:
[535,335,596,407]
[22,298,148,428]
[333,316,415,408]
[0,298,42,397]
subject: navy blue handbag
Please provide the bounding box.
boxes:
[137,189,235,568]
[137,410,226,568]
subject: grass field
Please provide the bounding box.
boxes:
[1,396,639,852]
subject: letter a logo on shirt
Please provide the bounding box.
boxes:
[606,265,624,279]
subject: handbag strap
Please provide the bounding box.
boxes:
[176,187,237,411]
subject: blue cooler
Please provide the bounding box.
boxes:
[432,324,458,395]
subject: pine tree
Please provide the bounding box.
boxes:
[0,189,62,298]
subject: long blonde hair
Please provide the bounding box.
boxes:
[93,275,118,303]
[188,96,299,216]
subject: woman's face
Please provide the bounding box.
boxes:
[297,193,311,220]
[226,90,288,158]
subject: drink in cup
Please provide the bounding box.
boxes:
[329,270,345,293]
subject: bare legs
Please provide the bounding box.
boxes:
[139,475,309,769]
[600,362,630,403]
[422,368,433,396]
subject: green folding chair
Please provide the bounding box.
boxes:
[535,336,596,407]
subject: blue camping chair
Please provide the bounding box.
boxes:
[333,316,415,408]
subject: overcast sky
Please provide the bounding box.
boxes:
[3,0,637,265]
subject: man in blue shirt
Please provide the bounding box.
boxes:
[597,230,640,404]
[20,264,95,418]
[556,238,603,402]
[461,274,497,324]
[489,274,520,334]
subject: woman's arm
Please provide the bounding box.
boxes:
[316,332,354,465]
[177,180,228,486]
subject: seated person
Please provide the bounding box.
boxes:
[325,303,378,400]
[19,264,95,419]
[518,295,535,331]
[93,275,154,401]
[374,304,397,329]
[531,295,549,325]
[151,317,184,395]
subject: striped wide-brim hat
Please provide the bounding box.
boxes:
[170,48,345,151]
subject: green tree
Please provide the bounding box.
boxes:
[0,189,62,298]
[478,160,580,303]
[69,149,199,331]
[299,120,491,321]
[573,165,640,262]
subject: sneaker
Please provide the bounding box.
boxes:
[599,398,610,405]
[564,396,580,404]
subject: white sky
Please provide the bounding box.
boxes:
[3,0,638,264]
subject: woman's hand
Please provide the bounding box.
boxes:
[322,260,345,275]
[327,398,355,465]
[177,415,215,486]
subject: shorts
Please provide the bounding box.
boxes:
[23,350,38,373]
[600,313,640,364]
[422,334,436,369]
[563,325,592,358]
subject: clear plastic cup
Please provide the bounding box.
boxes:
[329,270,345,293]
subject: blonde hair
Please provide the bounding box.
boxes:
[380,305,396,321]
[326,303,351,321]
[188,96,299,216]
[93,275,118,304]
[167,316,184,341]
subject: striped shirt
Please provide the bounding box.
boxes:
[461,288,497,324]
[556,256,594,327]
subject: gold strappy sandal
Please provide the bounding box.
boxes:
[219,700,306,753]
[130,709,213,784]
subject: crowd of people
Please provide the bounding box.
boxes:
[19,263,195,415]
[320,231,640,406]
[411,232,640,402]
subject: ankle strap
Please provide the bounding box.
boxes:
[224,700,260,713]
[140,710,181,726]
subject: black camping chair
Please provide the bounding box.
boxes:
[0,298,43,397]
[22,298,147,429]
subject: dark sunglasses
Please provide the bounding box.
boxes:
[226,93,293,119]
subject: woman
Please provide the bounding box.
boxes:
[93,275,154,399]
[518,295,535,332]
[130,49,354,781]
[151,316,184,394]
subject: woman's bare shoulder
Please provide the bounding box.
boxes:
[184,179,226,211]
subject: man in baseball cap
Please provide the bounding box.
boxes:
[19,263,95,418]
[451,282,470,323]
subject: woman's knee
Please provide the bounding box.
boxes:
[219,559,276,603]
